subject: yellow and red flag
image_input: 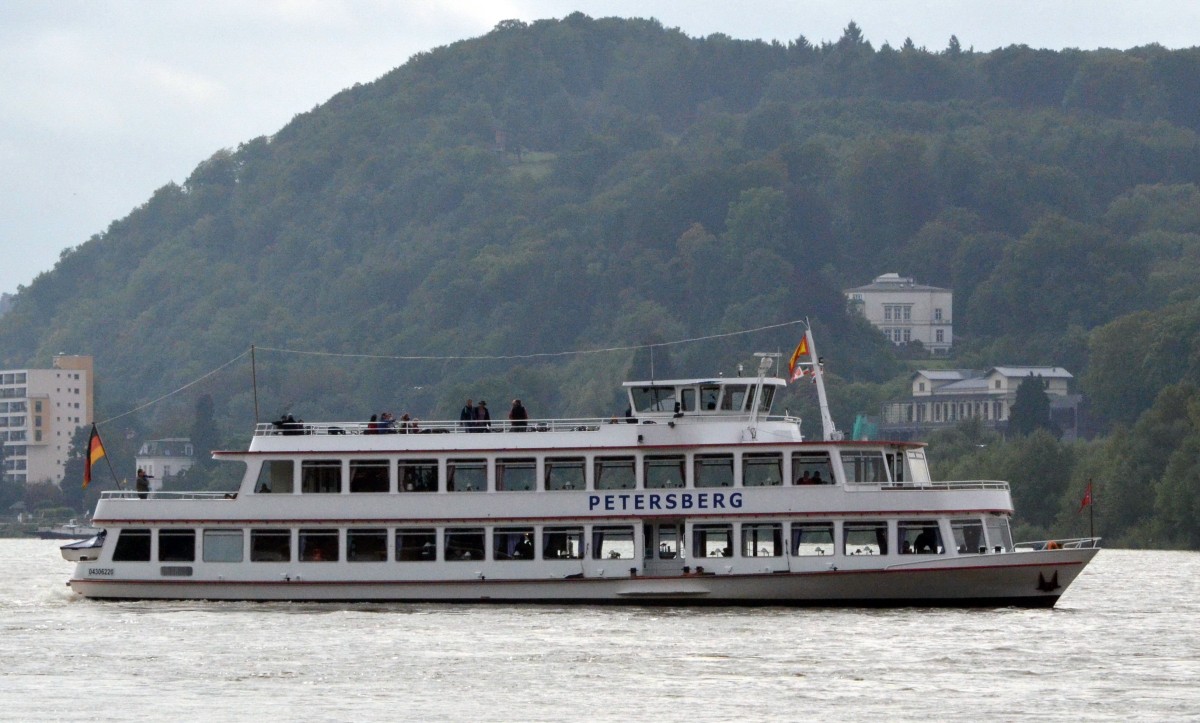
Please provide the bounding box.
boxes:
[84,424,106,489]
[787,337,809,382]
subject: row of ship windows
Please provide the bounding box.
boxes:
[107,518,1009,564]
[252,450,911,494]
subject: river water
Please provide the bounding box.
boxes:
[1,540,1197,721]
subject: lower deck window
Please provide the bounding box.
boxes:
[254,460,294,494]
[158,529,196,562]
[112,529,151,561]
[447,460,487,492]
[592,526,634,559]
[694,454,734,488]
[445,528,486,560]
[299,529,339,562]
[644,455,685,489]
[792,523,834,556]
[742,523,783,557]
[951,518,986,554]
[841,452,888,484]
[692,524,733,558]
[349,460,389,493]
[497,458,536,491]
[203,529,244,562]
[544,458,585,491]
[398,460,438,493]
[347,529,388,561]
[543,526,583,559]
[899,520,943,554]
[594,457,635,490]
[494,527,535,560]
[396,528,436,561]
[743,453,783,486]
[986,517,1014,552]
[793,452,834,485]
[250,529,291,562]
[844,522,888,555]
[301,460,342,494]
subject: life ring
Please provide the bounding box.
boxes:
[1045,540,1061,550]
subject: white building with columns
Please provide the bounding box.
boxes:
[846,273,953,354]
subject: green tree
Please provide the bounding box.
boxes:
[1008,374,1058,438]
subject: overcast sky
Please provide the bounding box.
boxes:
[2,1,1197,295]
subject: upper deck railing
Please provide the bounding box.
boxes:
[98,491,237,501]
[252,414,802,438]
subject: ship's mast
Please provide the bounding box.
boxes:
[804,328,842,441]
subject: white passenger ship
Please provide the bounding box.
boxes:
[65,331,1099,606]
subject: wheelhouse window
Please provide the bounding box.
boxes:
[680,387,696,412]
[700,384,720,411]
[250,529,291,562]
[493,527,535,560]
[544,457,585,491]
[445,528,486,561]
[398,459,438,492]
[742,523,783,557]
[644,454,685,489]
[792,522,834,556]
[543,526,584,559]
[840,451,888,484]
[255,460,294,494]
[496,458,536,491]
[692,524,733,558]
[594,456,635,490]
[591,526,635,560]
[631,385,678,413]
[347,529,388,562]
[301,460,341,494]
[694,454,734,488]
[719,384,749,411]
[792,452,834,485]
[299,529,339,562]
[158,529,196,562]
[447,459,487,492]
[844,521,888,555]
[395,528,437,561]
[349,459,389,493]
[899,521,943,554]
[951,518,986,554]
[112,528,151,561]
[743,452,783,486]
[203,529,243,562]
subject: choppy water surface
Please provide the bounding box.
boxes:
[1,540,1197,721]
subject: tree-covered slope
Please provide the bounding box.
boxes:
[3,13,1200,449]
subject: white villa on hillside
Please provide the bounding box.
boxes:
[878,367,1082,440]
[846,273,953,354]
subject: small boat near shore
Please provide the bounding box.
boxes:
[64,329,1099,606]
[38,519,102,540]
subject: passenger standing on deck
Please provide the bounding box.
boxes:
[509,399,528,431]
[476,400,492,431]
[136,468,151,499]
[460,399,475,431]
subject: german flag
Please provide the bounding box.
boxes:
[83,424,106,489]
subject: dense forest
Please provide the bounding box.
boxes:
[3,15,1200,547]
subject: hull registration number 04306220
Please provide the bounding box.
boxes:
[87,567,114,576]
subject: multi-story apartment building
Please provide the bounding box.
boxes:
[845,273,953,354]
[0,355,93,485]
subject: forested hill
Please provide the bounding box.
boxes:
[5,15,1200,544]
